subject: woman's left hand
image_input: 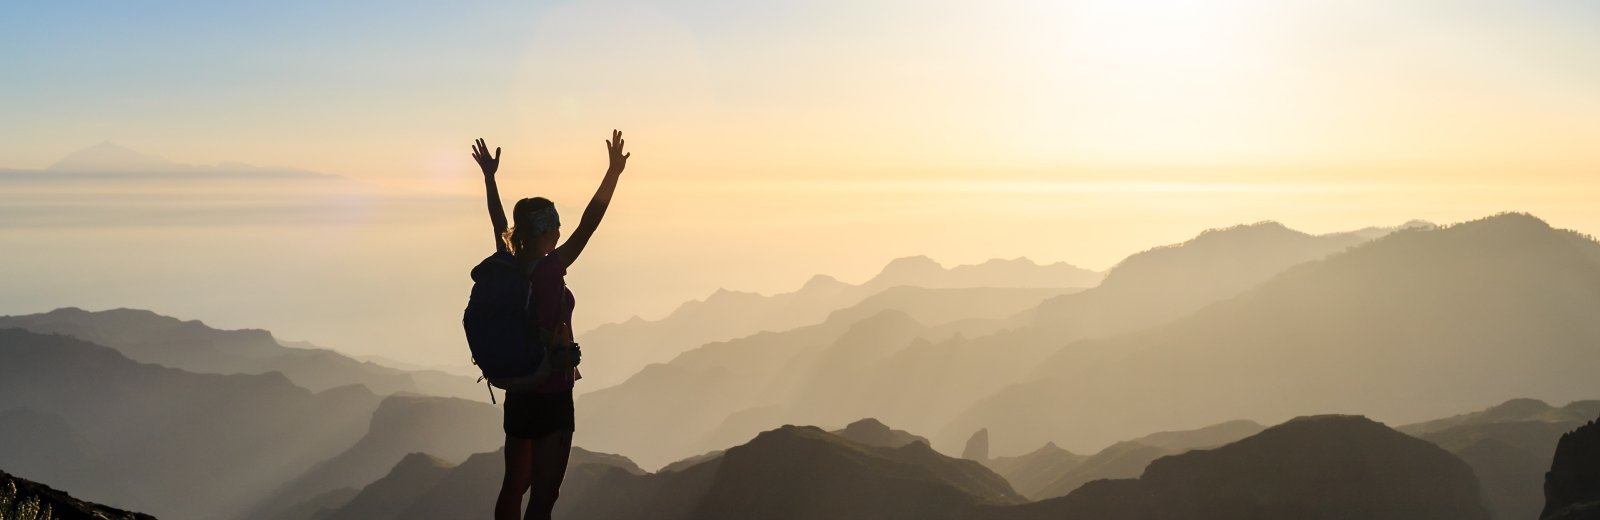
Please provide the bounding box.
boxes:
[605,129,629,174]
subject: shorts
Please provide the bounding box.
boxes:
[503,389,575,439]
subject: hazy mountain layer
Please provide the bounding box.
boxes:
[578,300,1017,468]
[0,408,96,499]
[948,214,1600,455]
[1032,441,1173,501]
[785,221,1402,453]
[1403,399,1600,520]
[977,419,1264,500]
[579,220,1392,467]
[0,328,381,520]
[982,442,1085,500]
[1401,398,1600,438]
[323,453,453,520]
[1026,220,1414,337]
[976,415,1490,520]
[577,256,1096,391]
[0,307,479,399]
[1022,419,1263,500]
[244,395,504,520]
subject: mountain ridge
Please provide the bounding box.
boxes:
[946,213,1600,455]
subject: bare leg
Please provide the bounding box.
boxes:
[523,430,574,520]
[497,436,536,520]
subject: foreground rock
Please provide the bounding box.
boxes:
[1,469,156,520]
[1542,417,1600,520]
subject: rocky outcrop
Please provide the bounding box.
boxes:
[0,469,155,520]
[964,428,990,460]
[1543,418,1600,520]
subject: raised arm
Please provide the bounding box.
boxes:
[472,138,508,252]
[555,129,630,268]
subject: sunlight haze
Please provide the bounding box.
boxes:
[3,0,1598,366]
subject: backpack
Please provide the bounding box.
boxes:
[463,252,547,399]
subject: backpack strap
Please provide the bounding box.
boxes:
[522,255,543,316]
[476,374,497,404]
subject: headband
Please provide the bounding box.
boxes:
[522,205,561,235]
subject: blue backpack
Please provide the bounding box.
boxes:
[463,252,545,394]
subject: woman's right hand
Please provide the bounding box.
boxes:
[471,138,501,177]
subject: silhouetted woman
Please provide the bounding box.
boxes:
[472,131,630,520]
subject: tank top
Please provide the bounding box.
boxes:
[527,249,579,392]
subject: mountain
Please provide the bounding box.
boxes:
[984,419,1264,501]
[576,256,1097,391]
[0,328,381,520]
[1403,399,1600,520]
[1130,419,1266,451]
[322,453,453,520]
[1,469,155,520]
[976,415,1490,520]
[1027,220,1391,337]
[1032,441,1173,500]
[577,220,1403,467]
[578,300,1019,469]
[353,416,1488,520]
[963,428,990,460]
[1402,398,1600,438]
[831,418,930,448]
[797,221,1398,453]
[304,446,643,520]
[0,408,97,496]
[1543,417,1600,520]
[866,256,1102,292]
[659,450,725,473]
[245,394,504,520]
[0,307,479,398]
[48,141,173,172]
[947,214,1600,455]
[560,423,1024,520]
[982,442,1085,500]
[38,141,333,178]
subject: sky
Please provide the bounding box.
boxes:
[2,0,1599,367]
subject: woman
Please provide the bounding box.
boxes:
[472,131,630,520]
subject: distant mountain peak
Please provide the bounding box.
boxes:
[389,452,453,472]
[831,417,930,449]
[1027,441,1068,456]
[1490,398,1554,413]
[752,424,833,446]
[47,141,177,172]
[1454,211,1552,232]
[800,274,846,290]
[842,418,891,431]
[978,257,1039,267]
[1191,220,1308,242]
[871,255,945,281]
[885,255,941,267]
[38,141,338,178]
